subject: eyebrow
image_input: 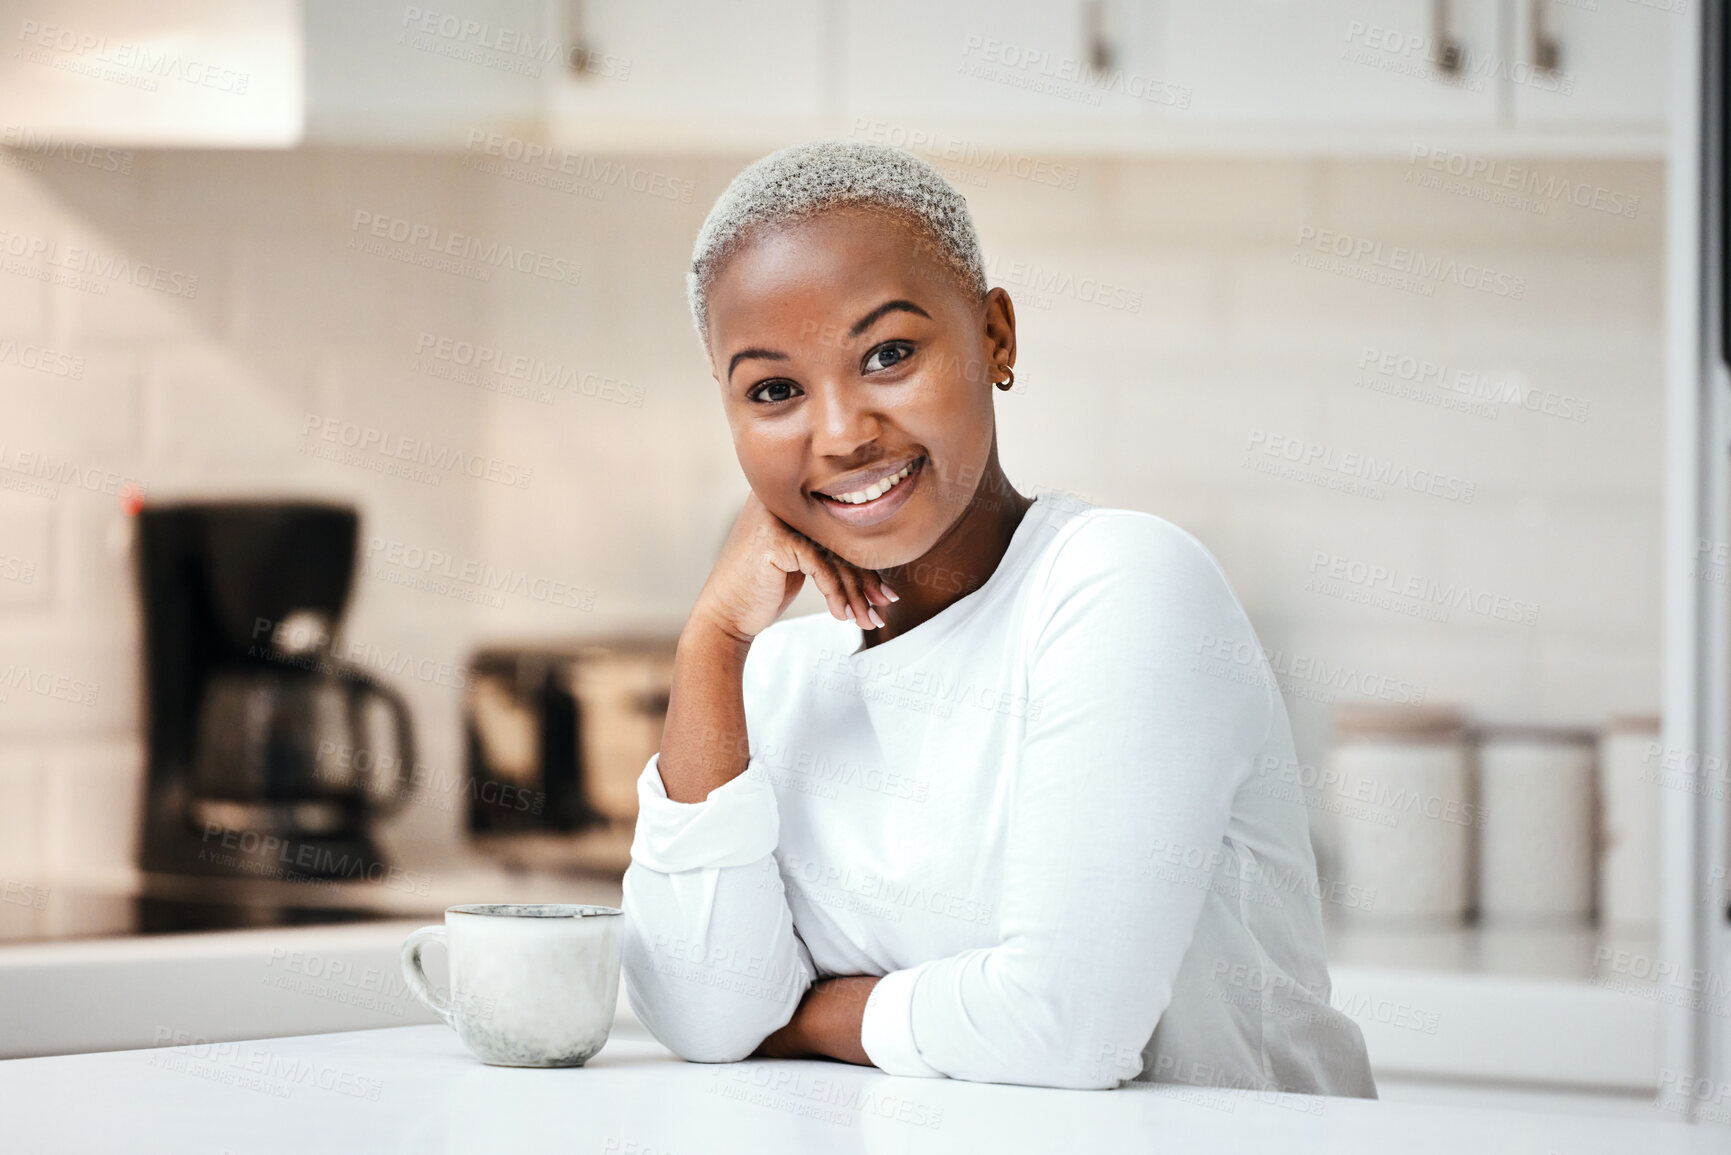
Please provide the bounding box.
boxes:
[849,298,930,338]
[725,299,931,382]
[727,347,788,381]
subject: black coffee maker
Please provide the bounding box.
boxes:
[136,501,415,881]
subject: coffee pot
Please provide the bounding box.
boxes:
[189,611,414,849]
[137,502,417,881]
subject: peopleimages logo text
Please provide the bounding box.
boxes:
[16,19,251,93]
[300,416,533,490]
[1244,429,1476,504]
[848,119,1081,189]
[0,227,199,298]
[348,211,581,286]
[1294,225,1526,299]
[399,7,631,80]
[1408,145,1640,219]
[1357,346,1590,422]
[1307,551,1540,627]
[1194,633,1427,707]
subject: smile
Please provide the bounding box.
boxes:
[821,457,920,504]
[816,456,925,527]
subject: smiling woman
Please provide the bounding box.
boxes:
[618,141,1377,1097]
[697,160,1027,608]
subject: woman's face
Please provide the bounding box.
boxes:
[705,207,1014,571]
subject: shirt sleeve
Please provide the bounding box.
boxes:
[620,747,817,1063]
[857,514,1273,1089]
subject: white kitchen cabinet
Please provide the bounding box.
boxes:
[314,0,819,150]
[840,0,1165,125]
[0,1,1666,157]
[0,0,541,150]
[1508,0,1670,129]
[541,0,828,124]
[0,0,301,147]
[1154,0,1502,126]
[304,0,543,145]
[341,0,1664,146]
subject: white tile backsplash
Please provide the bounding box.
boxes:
[1105,159,1321,247]
[0,146,1666,878]
[0,749,43,876]
[0,499,51,611]
[42,739,143,878]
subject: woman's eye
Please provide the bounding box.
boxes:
[863,341,914,373]
[748,379,800,403]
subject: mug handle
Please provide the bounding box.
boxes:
[333,660,417,816]
[400,925,453,1025]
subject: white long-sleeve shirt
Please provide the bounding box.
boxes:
[622,492,1377,1096]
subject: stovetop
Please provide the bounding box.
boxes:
[0,884,415,945]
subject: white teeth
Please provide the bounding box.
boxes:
[829,461,915,504]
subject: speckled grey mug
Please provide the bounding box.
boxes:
[401,903,623,1068]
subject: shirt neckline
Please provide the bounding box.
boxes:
[847,492,1058,660]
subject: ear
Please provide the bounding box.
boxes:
[982,287,1016,378]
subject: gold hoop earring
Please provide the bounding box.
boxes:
[994,366,1014,391]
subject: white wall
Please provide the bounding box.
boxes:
[0,145,1663,879]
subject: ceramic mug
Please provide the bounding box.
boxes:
[400,903,623,1067]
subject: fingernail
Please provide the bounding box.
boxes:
[881,585,900,602]
[844,605,855,623]
[868,607,886,629]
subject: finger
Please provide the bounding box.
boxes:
[788,542,849,621]
[860,569,895,605]
[834,565,881,630]
[760,537,841,620]
[800,533,890,619]
[785,530,874,625]
[848,569,887,629]
[830,541,896,605]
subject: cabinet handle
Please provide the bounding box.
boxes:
[1530,0,1561,73]
[1431,0,1463,76]
[1084,0,1114,72]
[564,0,599,78]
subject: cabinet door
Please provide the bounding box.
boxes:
[1510,0,1670,128]
[0,0,300,146]
[543,0,827,121]
[305,0,543,144]
[1156,0,1501,125]
[841,0,1165,124]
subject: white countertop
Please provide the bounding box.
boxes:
[0,872,1668,1090]
[0,869,630,1060]
[0,1024,1718,1154]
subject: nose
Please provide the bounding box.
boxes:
[808,375,881,458]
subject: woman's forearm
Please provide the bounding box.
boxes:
[753,976,879,1065]
[658,618,755,803]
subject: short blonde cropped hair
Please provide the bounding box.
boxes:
[686,140,989,352]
